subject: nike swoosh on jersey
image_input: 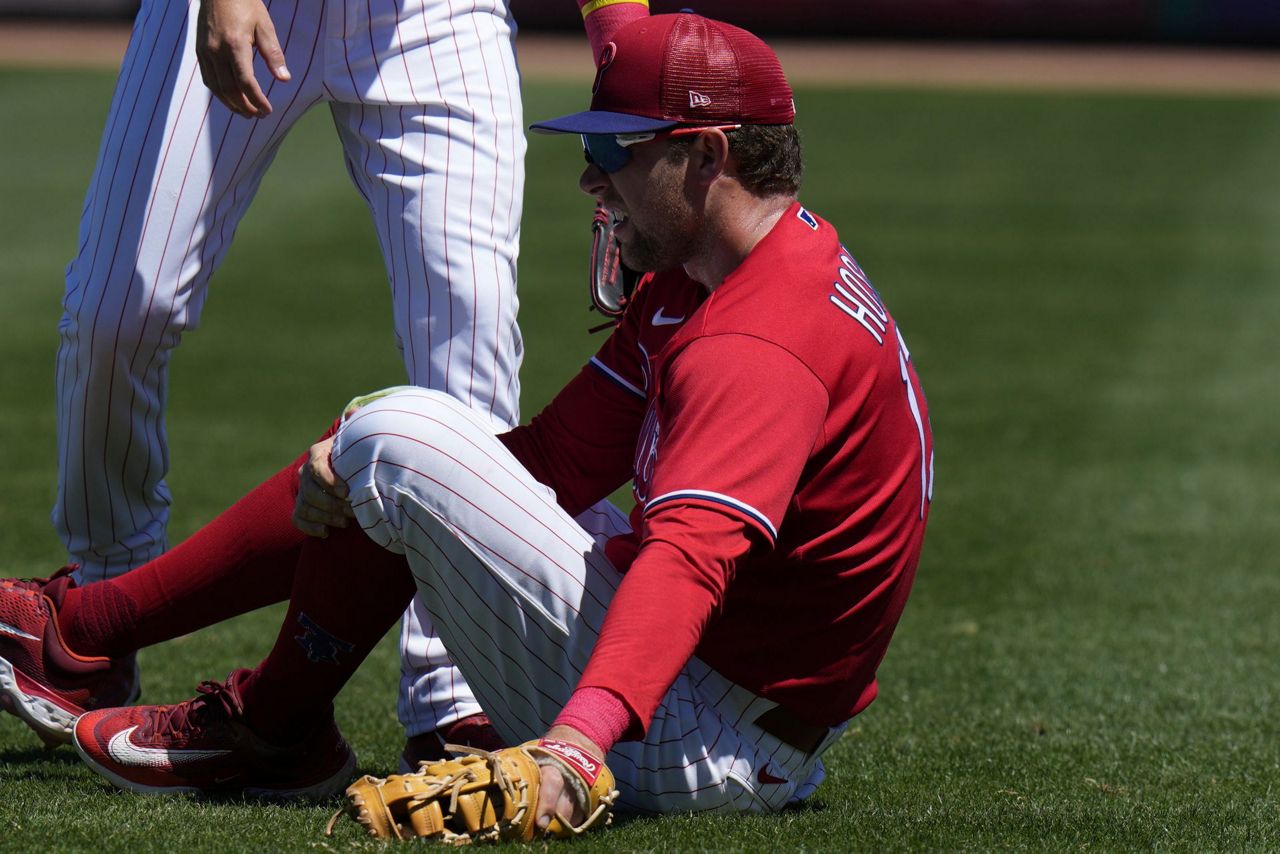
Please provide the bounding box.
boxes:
[651,307,685,326]
[107,726,233,766]
[0,621,38,641]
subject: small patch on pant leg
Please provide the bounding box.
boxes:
[294,612,356,664]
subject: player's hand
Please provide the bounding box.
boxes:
[293,436,355,537]
[534,725,598,831]
[196,0,291,118]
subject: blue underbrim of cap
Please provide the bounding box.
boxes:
[529,110,678,135]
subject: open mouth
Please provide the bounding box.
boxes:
[612,211,631,237]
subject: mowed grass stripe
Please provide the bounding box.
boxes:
[1,73,1278,851]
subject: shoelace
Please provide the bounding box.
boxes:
[148,676,246,742]
[0,579,43,597]
[0,564,80,598]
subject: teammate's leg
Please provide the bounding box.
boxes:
[54,0,328,584]
[327,4,524,430]
[330,389,837,814]
[326,1,525,748]
[395,597,491,768]
[54,446,316,658]
[0,445,312,744]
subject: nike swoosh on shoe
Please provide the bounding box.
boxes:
[107,726,234,766]
[0,621,38,641]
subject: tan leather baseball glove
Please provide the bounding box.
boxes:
[327,739,619,844]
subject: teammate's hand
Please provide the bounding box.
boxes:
[196,0,291,118]
[534,725,598,831]
[293,436,355,537]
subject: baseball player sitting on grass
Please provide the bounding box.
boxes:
[52,0,651,775]
[0,13,933,839]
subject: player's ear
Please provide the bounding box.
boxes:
[687,129,731,185]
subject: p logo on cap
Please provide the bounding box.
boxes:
[593,42,618,94]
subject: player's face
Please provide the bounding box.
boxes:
[579,139,700,273]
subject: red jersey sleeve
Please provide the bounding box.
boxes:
[575,504,758,733]
[644,334,829,544]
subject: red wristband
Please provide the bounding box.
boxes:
[554,685,634,754]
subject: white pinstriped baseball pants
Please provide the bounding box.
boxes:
[54,0,523,734]
[332,388,845,812]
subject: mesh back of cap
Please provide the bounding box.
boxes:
[660,16,793,124]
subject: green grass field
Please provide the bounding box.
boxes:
[2,69,1279,851]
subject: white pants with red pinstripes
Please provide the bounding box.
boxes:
[53,0,524,737]
[332,388,846,813]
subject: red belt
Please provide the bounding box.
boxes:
[753,704,829,755]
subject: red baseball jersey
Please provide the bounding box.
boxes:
[502,202,932,731]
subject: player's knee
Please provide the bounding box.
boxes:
[58,290,185,357]
[334,389,486,485]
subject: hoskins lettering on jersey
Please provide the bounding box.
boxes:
[828,251,889,345]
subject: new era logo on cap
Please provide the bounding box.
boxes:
[688,91,711,108]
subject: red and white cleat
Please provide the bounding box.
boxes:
[0,567,140,747]
[73,668,356,799]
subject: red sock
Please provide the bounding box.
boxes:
[240,523,417,743]
[57,449,311,658]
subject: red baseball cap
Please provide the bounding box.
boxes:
[530,13,795,135]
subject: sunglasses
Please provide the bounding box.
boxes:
[582,125,741,174]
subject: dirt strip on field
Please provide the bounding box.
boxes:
[2,21,1279,94]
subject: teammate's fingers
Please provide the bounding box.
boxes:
[230,42,271,116]
[255,21,291,81]
[225,87,255,117]
[221,82,254,116]
[197,47,237,112]
[210,58,249,116]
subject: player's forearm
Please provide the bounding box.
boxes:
[577,0,649,61]
[575,506,756,734]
